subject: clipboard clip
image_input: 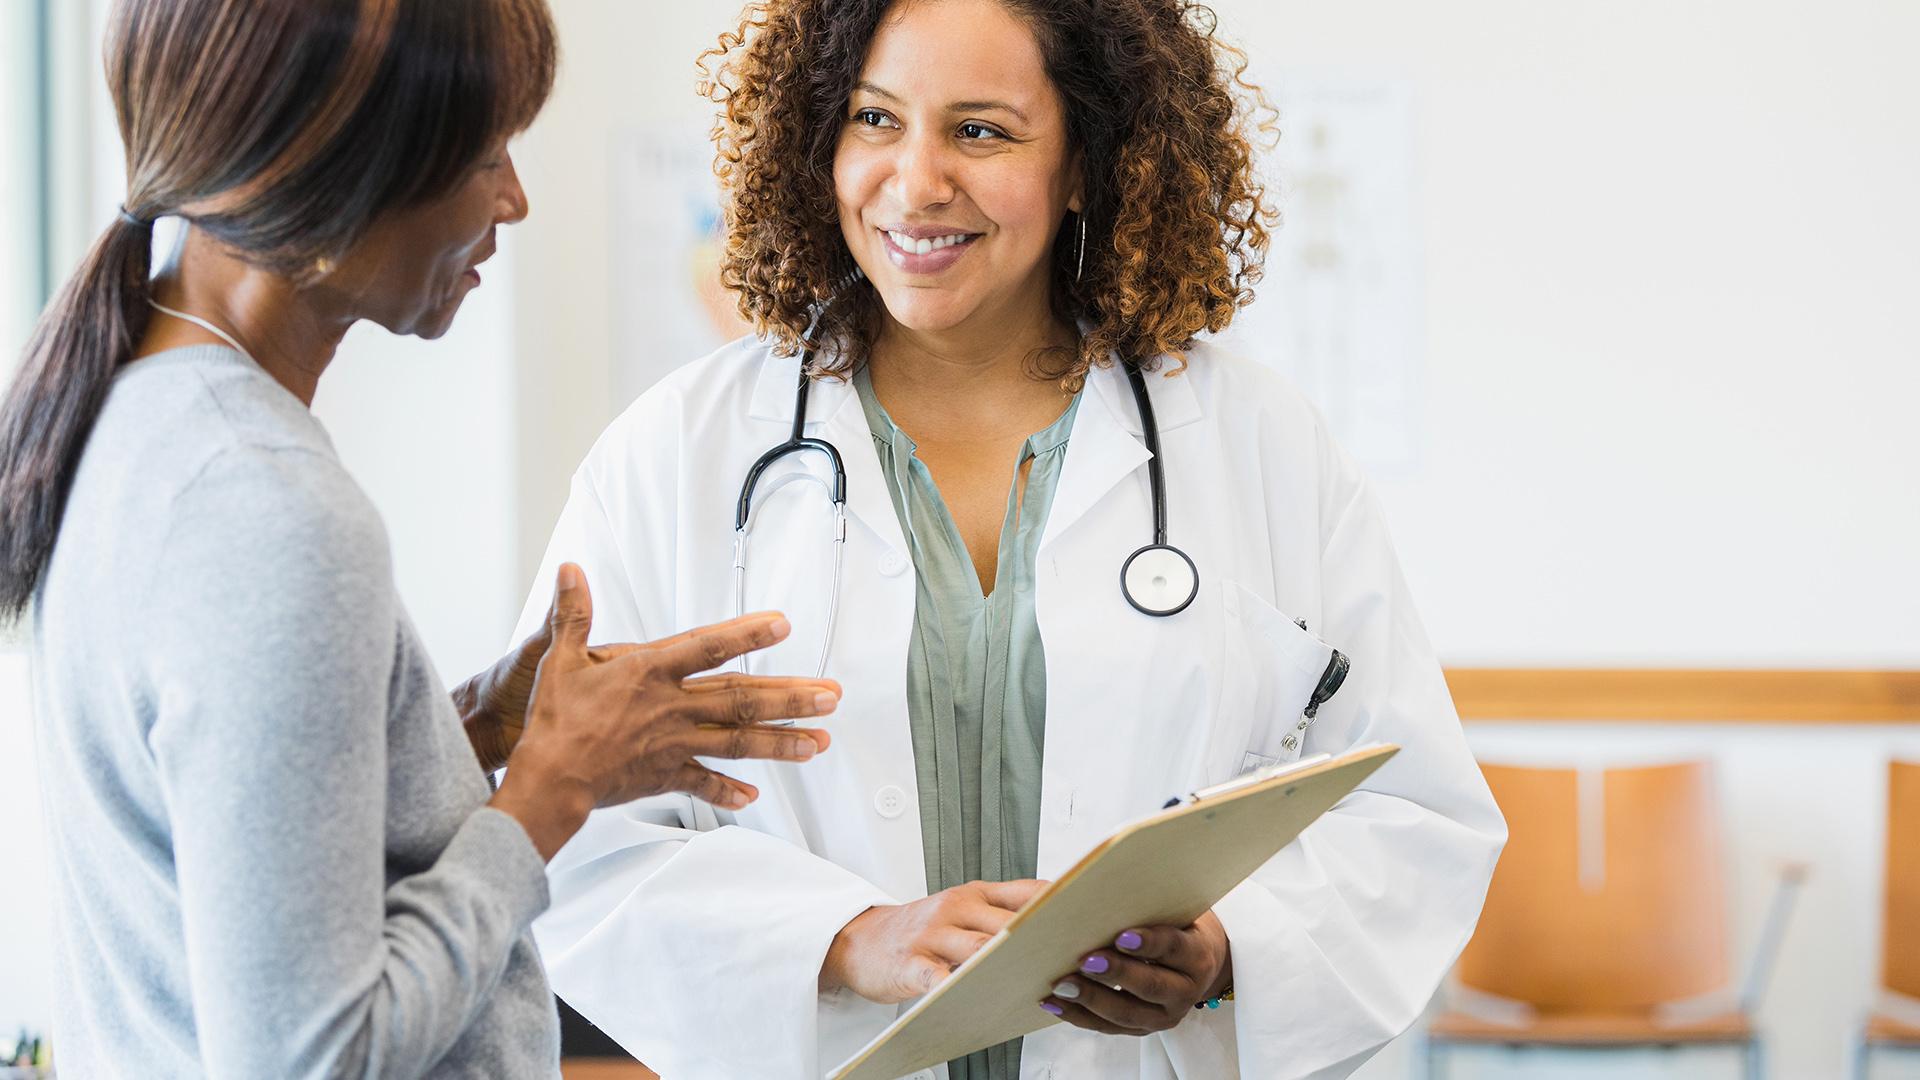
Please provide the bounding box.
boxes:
[1162,752,1335,809]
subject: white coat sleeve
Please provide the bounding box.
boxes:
[1157,433,1508,1080]
[511,453,898,1079]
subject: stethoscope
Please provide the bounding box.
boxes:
[732,344,1200,677]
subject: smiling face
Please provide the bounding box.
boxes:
[833,0,1081,338]
[322,139,530,340]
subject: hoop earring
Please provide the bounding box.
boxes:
[1075,214,1087,282]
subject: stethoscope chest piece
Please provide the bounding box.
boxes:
[1121,543,1200,617]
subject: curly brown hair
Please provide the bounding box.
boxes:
[699,0,1277,383]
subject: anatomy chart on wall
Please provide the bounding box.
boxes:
[1215,77,1424,473]
[610,123,753,405]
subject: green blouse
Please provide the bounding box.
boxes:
[855,368,1081,1080]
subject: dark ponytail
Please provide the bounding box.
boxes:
[0,215,155,619]
[0,0,556,623]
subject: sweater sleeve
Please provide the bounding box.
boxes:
[140,448,551,1080]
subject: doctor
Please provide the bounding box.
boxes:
[514,0,1506,1076]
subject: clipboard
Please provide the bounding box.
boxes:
[827,742,1400,1080]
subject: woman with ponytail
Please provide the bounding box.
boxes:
[0,2,840,1076]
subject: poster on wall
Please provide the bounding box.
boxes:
[1216,76,1424,473]
[610,123,752,406]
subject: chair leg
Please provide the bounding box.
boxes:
[1741,1037,1764,1080]
[1849,1036,1868,1080]
[1420,1036,1444,1080]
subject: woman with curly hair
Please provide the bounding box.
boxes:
[514,0,1505,1076]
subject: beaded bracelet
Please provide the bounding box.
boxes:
[1194,986,1235,1010]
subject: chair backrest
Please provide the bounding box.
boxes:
[1456,761,1727,1011]
[1886,760,1920,999]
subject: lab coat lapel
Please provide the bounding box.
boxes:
[1038,363,1152,554]
[1040,358,1205,554]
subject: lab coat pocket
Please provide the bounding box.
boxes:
[1219,581,1342,772]
[1238,750,1285,775]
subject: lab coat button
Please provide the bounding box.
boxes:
[875,785,908,819]
[879,550,909,577]
[1281,734,1299,752]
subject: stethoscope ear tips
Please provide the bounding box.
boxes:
[1121,543,1200,617]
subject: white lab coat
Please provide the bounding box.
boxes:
[512,335,1505,1080]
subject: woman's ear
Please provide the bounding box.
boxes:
[1067,151,1086,215]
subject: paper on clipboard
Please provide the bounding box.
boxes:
[827,743,1399,1080]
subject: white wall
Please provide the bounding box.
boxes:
[0,0,100,1041]
[0,3,40,367]
[0,655,53,1043]
[1239,0,1920,665]
[507,0,741,587]
[311,239,525,683]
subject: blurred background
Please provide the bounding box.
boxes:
[2,1,1917,1076]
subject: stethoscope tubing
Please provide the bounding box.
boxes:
[1123,362,1171,547]
[732,361,849,680]
[732,347,1198,679]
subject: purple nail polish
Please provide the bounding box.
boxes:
[1041,1002,1064,1016]
[1081,954,1110,975]
[1116,930,1143,951]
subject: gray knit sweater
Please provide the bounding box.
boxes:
[30,345,560,1078]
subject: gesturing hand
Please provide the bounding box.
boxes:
[491,563,839,860]
[455,571,837,774]
[1039,912,1233,1035]
[453,590,593,773]
[821,879,1050,1004]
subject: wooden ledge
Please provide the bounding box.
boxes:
[1428,1009,1753,1046]
[1445,668,1920,724]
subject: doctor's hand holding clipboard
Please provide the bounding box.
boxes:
[820,879,1049,1003]
[1035,917,1237,1034]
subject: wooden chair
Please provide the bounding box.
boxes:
[1854,759,1920,1079]
[1424,761,1802,1080]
